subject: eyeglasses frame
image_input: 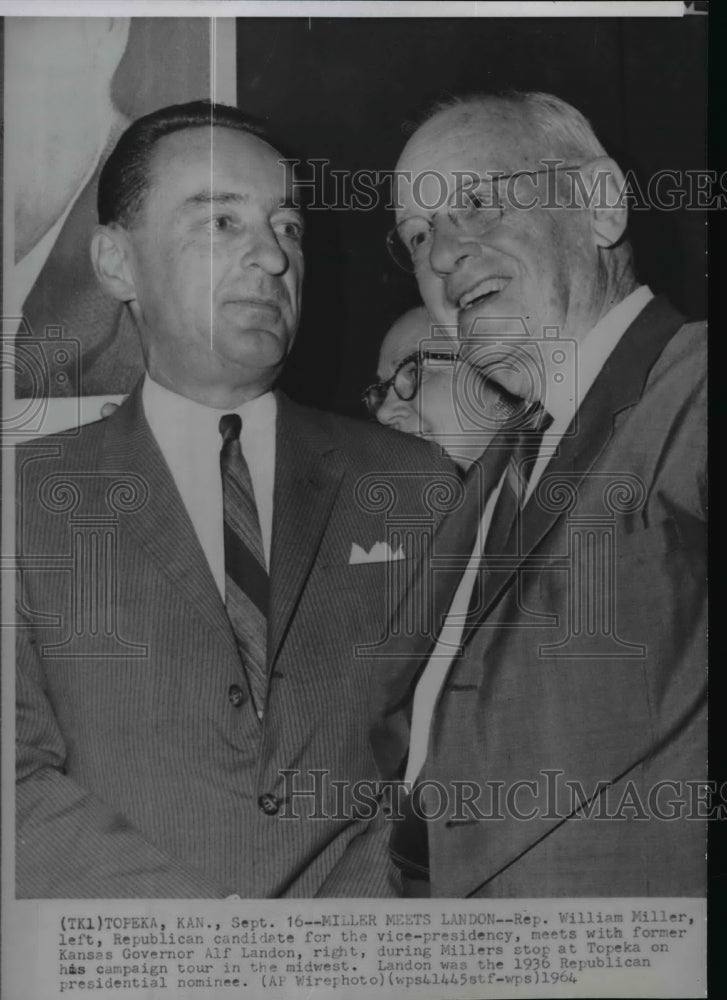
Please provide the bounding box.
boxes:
[386,163,583,273]
[362,347,459,415]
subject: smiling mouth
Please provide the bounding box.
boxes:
[224,298,281,316]
[457,277,510,312]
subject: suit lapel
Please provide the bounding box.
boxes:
[369,445,507,778]
[268,393,345,665]
[461,294,687,647]
[99,381,239,662]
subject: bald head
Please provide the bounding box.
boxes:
[378,306,440,376]
[406,92,607,171]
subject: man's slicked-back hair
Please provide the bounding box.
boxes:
[97,100,266,228]
[424,90,608,163]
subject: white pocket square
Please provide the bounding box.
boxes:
[348,541,406,565]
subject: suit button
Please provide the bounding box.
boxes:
[258,793,280,815]
[228,684,245,708]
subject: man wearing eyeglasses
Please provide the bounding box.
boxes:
[364,305,518,470]
[371,91,706,898]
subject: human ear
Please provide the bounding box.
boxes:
[577,156,629,249]
[90,225,137,303]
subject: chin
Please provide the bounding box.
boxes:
[430,303,460,327]
[224,327,290,364]
[459,300,526,338]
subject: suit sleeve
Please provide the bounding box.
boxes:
[15,610,229,899]
[311,807,401,899]
[314,441,456,899]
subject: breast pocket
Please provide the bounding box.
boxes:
[309,557,418,653]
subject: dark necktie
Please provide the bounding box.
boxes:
[468,401,553,619]
[484,401,553,558]
[378,409,527,670]
[219,413,269,718]
[391,402,552,886]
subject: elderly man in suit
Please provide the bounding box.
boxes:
[371,91,706,898]
[15,101,454,898]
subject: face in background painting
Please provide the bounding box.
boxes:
[93,126,304,408]
[9,17,130,263]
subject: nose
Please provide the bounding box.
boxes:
[240,223,289,275]
[375,388,416,431]
[428,219,482,277]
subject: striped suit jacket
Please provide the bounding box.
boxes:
[15,383,455,898]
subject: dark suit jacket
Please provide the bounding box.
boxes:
[371,297,707,897]
[15,383,455,897]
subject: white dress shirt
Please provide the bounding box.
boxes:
[142,375,276,598]
[524,285,654,504]
[404,285,654,784]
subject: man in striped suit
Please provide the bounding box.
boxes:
[15,101,454,898]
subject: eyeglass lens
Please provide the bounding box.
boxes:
[363,356,420,414]
[388,180,503,272]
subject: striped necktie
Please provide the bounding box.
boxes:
[467,401,553,620]
[219,413,268,719]
[484,401,553,559]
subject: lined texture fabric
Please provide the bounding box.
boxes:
[390,404,554,879]
[483,403,553,559]
[371,299,707,899]
[366,403,548,678]
[219,413,268,717]
[15,384,456,898]
[466,402,554,617]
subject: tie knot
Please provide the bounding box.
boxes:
[521,401,553,434]
[219,413,242,445]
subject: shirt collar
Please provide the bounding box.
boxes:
[142,374,276,454]
[545,285,654,429]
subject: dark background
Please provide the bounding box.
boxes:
[234,16,708,417]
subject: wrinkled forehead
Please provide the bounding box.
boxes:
[394,106,544,218]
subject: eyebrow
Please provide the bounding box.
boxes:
[397,213,429,225]
[181,192,304,217]
[182,191,250,209]
[378,350,418,377]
